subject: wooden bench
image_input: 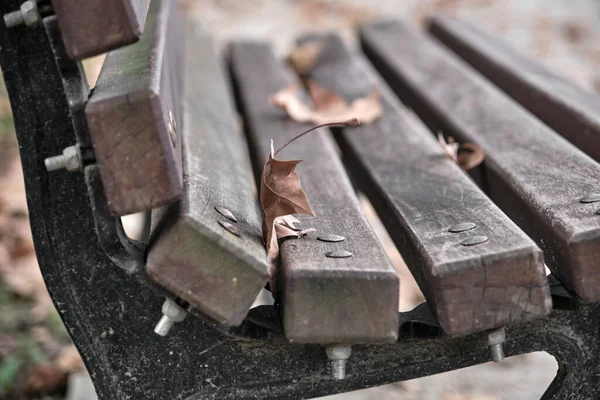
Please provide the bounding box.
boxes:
[1,0,599,399]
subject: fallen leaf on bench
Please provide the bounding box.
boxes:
[274,215,316,239]
[270,82,382,125]
[261,140,315,287]
[287,41,323,75]
[438,133,486,171]
[260,120,359,293]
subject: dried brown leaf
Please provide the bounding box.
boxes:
[287,41,324,75]
[270,82,382,125]
[22,345,84,395]
[260,140,315,287]
[438,133,485,171]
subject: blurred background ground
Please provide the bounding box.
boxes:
[2,0,600,399]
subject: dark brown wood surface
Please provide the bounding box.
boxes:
[85,0,183,216]
[146,25,269,327]
[301,35,551,335]
[51,0,150,60]
[230,42,399,344]
[428,17,600,164]
[360,21,600,303]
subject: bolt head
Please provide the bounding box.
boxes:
[487,328,506,346]
[20,1,40,27]
[63,145,82,172]
[326,346,352,361]
[162,299,187,322]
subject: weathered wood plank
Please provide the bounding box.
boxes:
[361,21,600,303]
[428,17,600,163]
[300,35,551,335]
[146,25,269,326]
[230,41,399,343]
[85,0,183,216]
[51,0,150,60]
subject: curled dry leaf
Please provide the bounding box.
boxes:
[437,133,486,171]
[287,41,323,76]
[261,140,315,288]
[260,120,359,292]
[270,81,382,125]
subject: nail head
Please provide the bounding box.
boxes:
[580,193,600,203]
[461,235,488,246]
[219,220,240,237]
[448,222,476,233]
[215,206,237,223]
[325,250,353,259]
[318,234,346,243]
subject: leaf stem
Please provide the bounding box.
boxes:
[274,118,360,156]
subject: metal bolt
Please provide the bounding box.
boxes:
[215,206,237,223]
[325,250,353,259]
[317,234,346,243]
[448,222,476,233]
[460,235,488,246]
[326,345,351,380]
[487,328,506,362]
[44,145,83,172]
[4,1,41,28]
[154,298,188,337]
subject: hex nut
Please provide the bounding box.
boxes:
[21,1,41,27]
[326,346,352,361]
[162,298,187,323]
[487,328,506,346]
[63,146,82,172]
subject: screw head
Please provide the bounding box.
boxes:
[580,193,600,203]
[460,235,488,246]
[325,250,352,258]
[215,206,237,223]
[317,234,346,242]
[219,220,240,237]
[448,222,476,233]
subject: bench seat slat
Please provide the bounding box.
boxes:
[51,0,150,60]
[360,21,600,303]
[301,35,551,335]
[85,0,183,216]
[428,17,600,164]
[230,42,399,344]
[146,25,269,326]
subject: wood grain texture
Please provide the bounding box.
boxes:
[51,0,150,60]
[146,25,269,327]
[229,41,399,344]
[428,17,600,164]
[301,35,551,335]
[85,0,183,216]
[360,20,600,303]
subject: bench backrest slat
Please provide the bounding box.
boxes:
[85,0,183,216]
[51,0,150,60]
[361,20,600,303]
[302,35,551,335]
[147,25,269,326]
[230,42,399,344]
